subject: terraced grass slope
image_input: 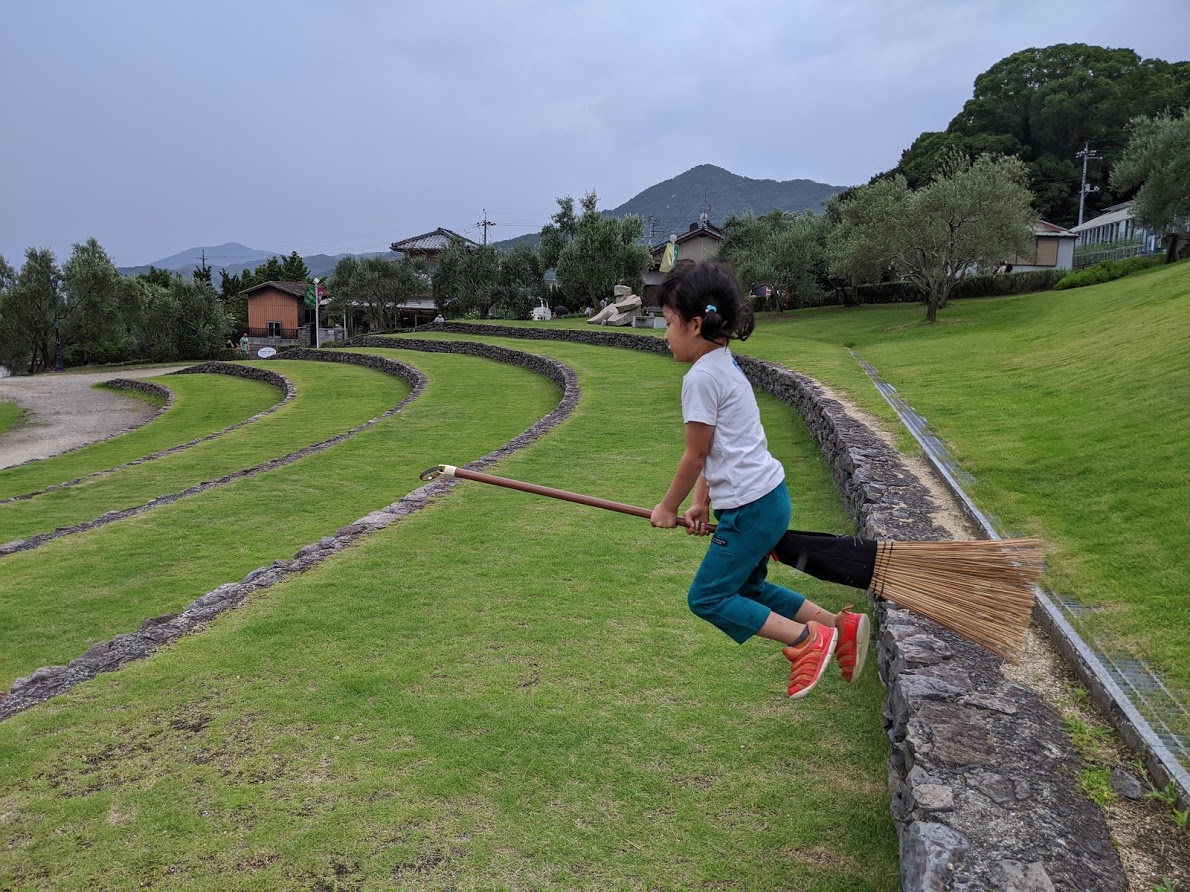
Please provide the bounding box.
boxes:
[741,264,1190,718]
[0,361,407,543]
[0,341,897,890]
[485,266,1190,725]
[0,372,281,501]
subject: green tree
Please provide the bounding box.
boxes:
[61,238,136,366]
[328,255,426,332]
[0,255,17,371]
[431,241,502,318]
[719,210,827,309]
[193,257,213,286]
[137,265,176,288]
[538,196,578,270]
[495,243,547,319]
[279,250,310,282]
[0,248,64,372]
[1110,107,1190,239]
[217,269,247,334]
[550,192,651,307]
[134,281,181,362]
[243,256,284,288]
[890,44,1190,225]
[831,153,1035,322]
[170,279,231,359]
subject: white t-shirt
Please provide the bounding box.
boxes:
[681,346,785,510]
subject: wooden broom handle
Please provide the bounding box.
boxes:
[419,464,714,530]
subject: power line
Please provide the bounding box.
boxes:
[476,209,496,245]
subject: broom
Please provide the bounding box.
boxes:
[419,465,1043,659]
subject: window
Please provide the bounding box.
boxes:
[1035,238,1058,267]
[267,321,282,337]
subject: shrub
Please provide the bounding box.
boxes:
[852,281,921,304]
[950,269,1067,299]
[1054,256,1163,290]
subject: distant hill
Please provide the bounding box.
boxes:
[117,242,391,288]
[493,164,847,252]
[120,165,847,281]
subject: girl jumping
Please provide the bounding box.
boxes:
[649,260,870,699]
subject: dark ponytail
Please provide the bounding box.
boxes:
[658,260,754,343]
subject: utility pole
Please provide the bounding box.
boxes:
[53,288,64,371]
[1076,142,1100,226]
[477,209,496,245]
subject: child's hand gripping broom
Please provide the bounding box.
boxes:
[420,465,1043,659]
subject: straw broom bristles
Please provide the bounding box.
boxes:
[869,538,1044,659]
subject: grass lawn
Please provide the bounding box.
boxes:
[738,263,1190,742]
[0,401,21,438]
[0,361,409,543]
[0,373,281,501]
[0,339,896,890]
[483,267,1190,739]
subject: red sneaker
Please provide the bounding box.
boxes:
[783,621,838,700]
[835,607,871,685]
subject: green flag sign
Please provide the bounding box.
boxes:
[304,284,317,308]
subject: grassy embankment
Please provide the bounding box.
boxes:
[0,401,21,438]
[0,340,896,890]
[491,266,1190,718]
[0,373,280,501]
[0,361,407,543]
[741,263,1190,725]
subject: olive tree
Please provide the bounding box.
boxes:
[830,153,1035,321]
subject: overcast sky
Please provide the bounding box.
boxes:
[2,1,1187,267]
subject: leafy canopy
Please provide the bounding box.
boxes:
[889,44,1190,226]
[1110,107,1190,234]
[544,192,651,307]
[831,153,1035,322]
[718,211,827,310]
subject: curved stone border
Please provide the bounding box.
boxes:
[0,377,177,475]
[0,364,293,504]
[0,352,425,558]
[0,344,579,720]
[362,326,1128,890]
[102,378,173,403]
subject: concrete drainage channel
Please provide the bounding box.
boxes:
[854,353,1190,806]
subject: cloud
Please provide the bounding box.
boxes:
[1,0,1186,264]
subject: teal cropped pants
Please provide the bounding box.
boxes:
[688,483,806,643]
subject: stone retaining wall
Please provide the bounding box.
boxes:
[0,345,578,721]
[367,325,1128,891]
[1,365,293,504]
[102,378,173,403]
[0,353,424,557]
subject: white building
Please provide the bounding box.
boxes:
[1069,201,1162,257]
[1008,221,1078,272]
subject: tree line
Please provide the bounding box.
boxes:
[883,43,1190,228]
[4,43,1183,373]
[0,244,322,374]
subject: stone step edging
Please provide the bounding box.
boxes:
[0,343,578,719]
[0,365,293,504]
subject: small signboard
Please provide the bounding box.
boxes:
[257,346,277,359]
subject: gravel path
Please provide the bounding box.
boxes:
[0,366,187,469]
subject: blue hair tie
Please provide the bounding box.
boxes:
[705,304,717,313]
